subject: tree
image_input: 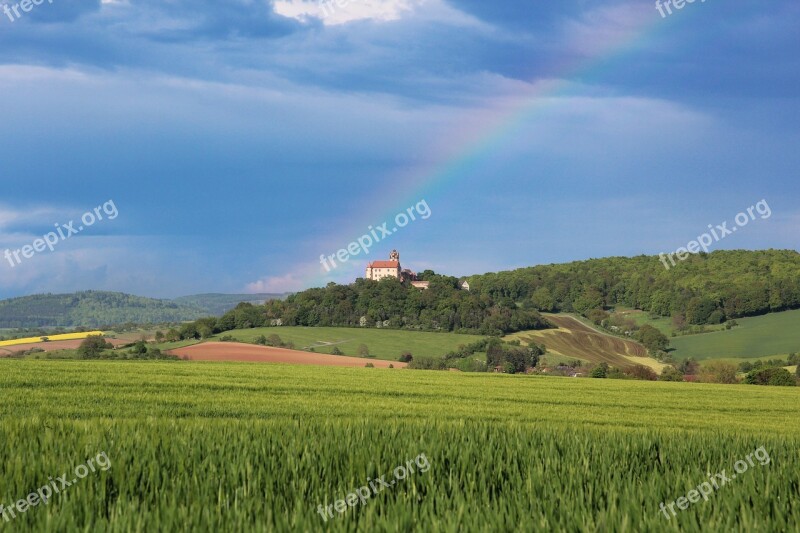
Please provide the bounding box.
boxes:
[658,366,684,382]
[698,362,738,384]
[796,365,800,378]
[591,362,609,378]
[626,365,658,381]
[635,325,670,353]
[78,335,113,359]
[679,358,700,376]
[165,329,181,342]
[154,331,165,343]
[130,340,148,356]
[744,367,796,386]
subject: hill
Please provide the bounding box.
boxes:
[0,291,207,328]
[668,308,800,360]
[468,249,800,325]
[505,314,666,371]
[173,293,289,316]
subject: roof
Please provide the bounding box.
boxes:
[367,260,400,268]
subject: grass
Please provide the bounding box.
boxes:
[202,326,485,361]
[670,309,800,360]
[0,359,798,531]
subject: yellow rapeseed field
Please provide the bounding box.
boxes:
[0,331,105,347]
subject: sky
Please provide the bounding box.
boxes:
[0,0,798,299]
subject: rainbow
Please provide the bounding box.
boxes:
[290,5,676,290]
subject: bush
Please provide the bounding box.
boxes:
[658,366,684,382]
[219,335,237,342]
[267,334,283,347]
[744,368,796,387]
[78,335,114,359]
[358,344,370,357]
[388,364,394,369]
[331,347,343,356]
[254,335,268,346]
[399,352,413,363]
[625,365,658,381]
[635,325,670,354]
[408,356,447,371]
[365,363,375,368]
[698,362,738,384]
[590,362,609,379]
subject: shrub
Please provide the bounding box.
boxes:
[78,335,113,359]
[388,364,394,369]
[254,335,268,346]
[590,363,609,379]
[744,367,796,387]
[635,325,670,354]
[408,356,447,371]
[331,347,343,356]
[658,366,684,382]
[219,335,237,342]
[358,344,370,357]
[698,362,738,384]
[365,363,375,368]
[399,352,413,363]
[267,334,283,347]
[625,365,658,381]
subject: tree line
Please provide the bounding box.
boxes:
[172,273,551,340]
[467,250,800,325]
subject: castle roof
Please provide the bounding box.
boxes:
[367,260,400,268]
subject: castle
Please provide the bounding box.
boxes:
[365,250,430,289]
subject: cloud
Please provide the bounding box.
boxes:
[275,0,415,25]
[245,273,307,293]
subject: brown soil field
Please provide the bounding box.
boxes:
[168,342,406,368]
[0,338,129,355]
[510,314,652,367]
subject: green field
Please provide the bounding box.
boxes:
[1,360,798,531]
[205,326,485,360]
[669,309,800,360]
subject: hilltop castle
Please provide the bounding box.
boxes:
[365,250,430,289]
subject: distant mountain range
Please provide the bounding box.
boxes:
[0,291,289,328]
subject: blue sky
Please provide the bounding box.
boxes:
[0,0,798,299]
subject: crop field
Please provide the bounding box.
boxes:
[1,360,798,531]
[205,326,485,360]
[506,314,664,370]
[670,309,800,360]
[0,331,105,348]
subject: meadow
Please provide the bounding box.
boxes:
[1,360,798,531]
[204,326,485,360]
[669,309,800,361]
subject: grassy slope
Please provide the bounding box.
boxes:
[669,309,800,360]
[506,314,665,370]
[1,360,798,531]
[205,326,485,361]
